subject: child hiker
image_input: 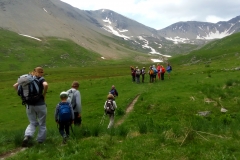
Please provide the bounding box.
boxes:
[104,94,117,129]
[54,91,74,144]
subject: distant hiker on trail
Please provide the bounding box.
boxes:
[104,94,117,129]
[157,63,161,80]
[55,91,74,144]
[130,66,136,82]
[67,81,82,126]
[160,65,166,80]
[13,67,48,147]
[141,67,146,83]
[135,66,141,83]
[166,63,172,79]
[109,85,118,97]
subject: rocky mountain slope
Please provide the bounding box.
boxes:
[0,0,239,60]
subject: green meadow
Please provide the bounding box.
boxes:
[0,30,240,159]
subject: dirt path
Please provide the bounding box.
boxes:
[0,147,26,160]
[115,94,140,126]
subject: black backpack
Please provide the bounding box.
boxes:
[105,99,115,114]
[17,74,43,105]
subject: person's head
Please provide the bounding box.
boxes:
[136,66,138,69]
[60,91,68,101]
[33,67,44,77]
[112,85,115,89]
[72,81,79,89]
[143,67,145,69]
[107,94,114,99]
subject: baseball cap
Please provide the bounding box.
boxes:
[60,91,68,98]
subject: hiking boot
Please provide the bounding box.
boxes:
[22,136,30,147]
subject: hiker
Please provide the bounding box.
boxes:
[141,67,146,83]
[66,81,82,126]
[55,91,74,144]
[104,94,117,129]
[157,63,161,80]
[160,65,166,80]
[130,66,136,82]
[135,66,141,83]
[148,66,154,83]
[109,85,118,97]
[152,65,158,82]
[13,67,48,147]
[166,63,172,79]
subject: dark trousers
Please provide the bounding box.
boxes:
[142,75,145,83]
[161,73,165,80]
[59,122,70,137]
[132,75,135,82]
[74,112,82,126]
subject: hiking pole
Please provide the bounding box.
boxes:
[100,113,106,125]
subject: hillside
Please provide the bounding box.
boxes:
[0,29,153,71]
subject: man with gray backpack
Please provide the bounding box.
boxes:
[13,67,48,147]
[104,94,117,129]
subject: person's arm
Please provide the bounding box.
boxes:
[54,105,59,122]
[113,101,117,109]
[13,83,18,91]
[42,81,48,100]
[70,104,75,122]
[75,91,81,114]
[104,101,107,109]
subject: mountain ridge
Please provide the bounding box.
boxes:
[0,0,239,60]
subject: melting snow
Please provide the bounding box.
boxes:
[117,29,128,32]
[102,18,130,40]
[138,36,162,55]
[151,59,163,62]
[196,24,235,39]
[165,36,189,43]
[102,25,130,40]
[103,17,111,24]
[43,8,47,13]
[19,34,42,41]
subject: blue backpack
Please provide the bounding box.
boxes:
[58,102,72,122]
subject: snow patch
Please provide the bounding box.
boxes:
[151,59,163,62]
[165,36,189,43]
[19,34,42,41]
[101,57,105,59]
[103,17,111,24]
[138,36,162,55]
[196,24,235,39]
[43,8,47,13]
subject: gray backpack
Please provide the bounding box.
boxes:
[105,99,115,114]
[17,74,43,105]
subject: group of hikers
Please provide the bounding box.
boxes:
[130,63,172,83]
[12,63,171,147]
[13,67,119,146]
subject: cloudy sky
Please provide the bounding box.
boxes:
[60,0,240,30]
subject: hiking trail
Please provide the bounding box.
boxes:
[115,94,140,126]
[0,95,140,159]
[0,148,26,160]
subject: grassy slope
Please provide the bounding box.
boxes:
[0,32,240,159]
[0,29,150,72]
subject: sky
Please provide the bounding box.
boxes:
[60,0,240,30]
